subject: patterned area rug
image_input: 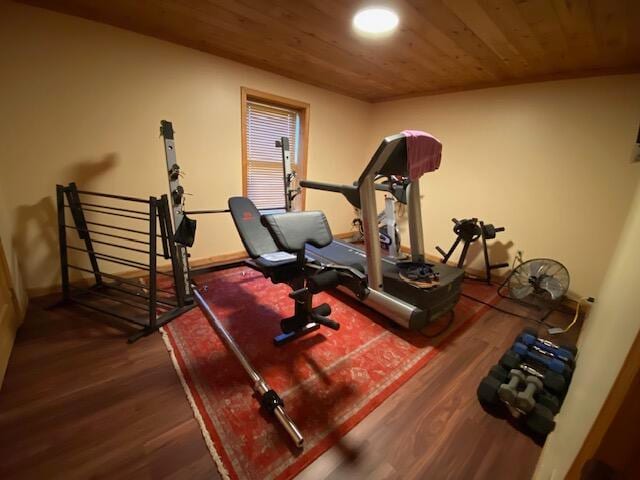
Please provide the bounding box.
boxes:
[162,266,497,480]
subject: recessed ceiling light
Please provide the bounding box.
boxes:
[353,7,399,36]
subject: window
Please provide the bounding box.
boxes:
[241,88,309,211]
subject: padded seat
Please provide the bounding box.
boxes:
[254,251,298,269]
[228,196,341,345]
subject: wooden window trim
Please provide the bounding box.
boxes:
[241,87,310,210]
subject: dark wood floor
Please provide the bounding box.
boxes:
[0,287,579,480]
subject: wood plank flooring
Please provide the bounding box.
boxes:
[0,287,579,479]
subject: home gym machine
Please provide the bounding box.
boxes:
[56,182,195,342]
[160,120,305,446]
[300,132,464,330]
[160,120,366,448]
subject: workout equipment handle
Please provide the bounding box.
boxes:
[301,180,392,194]
[300,180,347,193]
[192,286,304,447]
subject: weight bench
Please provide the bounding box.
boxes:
[229,197,342,345]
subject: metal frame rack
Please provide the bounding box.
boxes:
[56,182,195,342]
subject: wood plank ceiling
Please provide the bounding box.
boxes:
[21,0,640,102]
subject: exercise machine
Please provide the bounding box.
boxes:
[160,120,309,446]
[300,132,464,330]
[160,120,367,447]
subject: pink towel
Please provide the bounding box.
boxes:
[402,130,442,181]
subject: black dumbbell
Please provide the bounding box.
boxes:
[537,390,561,414]
[499,352,567,396]
[525,404,556,436]
[477,375,502,406]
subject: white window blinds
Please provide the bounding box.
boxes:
[245,101,299,210]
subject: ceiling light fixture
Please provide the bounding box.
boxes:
[353,7,399,36]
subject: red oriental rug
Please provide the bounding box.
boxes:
[161,266,498,480]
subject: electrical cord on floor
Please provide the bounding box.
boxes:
[459,291,554,328]
[547,296,595,335]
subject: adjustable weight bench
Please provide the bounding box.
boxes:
[228,197,342,345]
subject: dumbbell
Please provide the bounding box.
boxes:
[498,369,525,406]
[477,375,502,407]
[512,342,572,378]
[499,351,567,396]
[489,364,562,413]
[529,342,575,369]
[518,330,576,364]
[522,328,578,356]
[525,403,556,437]
[515,375,542,413]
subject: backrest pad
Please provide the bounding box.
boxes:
[262,211,333,252]
[228,196,279,258]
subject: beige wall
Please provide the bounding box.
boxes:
[533,177,640,480]
[5,5,638,301]
[0,3,371,294]
[366,75,640,297]
[0,183,28,314]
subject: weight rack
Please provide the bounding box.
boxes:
[56,182,195,342]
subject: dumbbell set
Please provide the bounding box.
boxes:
[477,328,577,437]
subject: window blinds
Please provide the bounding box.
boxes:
[245,101,298,210]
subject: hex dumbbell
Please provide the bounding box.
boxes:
[489,362,564,409]
[499,351,567,396]
[512,342,572,378]
[515,375,543,412]
[498,369,525,406]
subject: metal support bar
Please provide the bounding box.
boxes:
[359,175,383,290]
[69,296,149,327]
[193,286,304,447]
[70,285,153,312]
[65,224,150,245]
[67,265,176,295]
[84,220,157,237]
[100,283,177,308]
[74,201,149,216]
[149,197,158,329]
[75,189,153,204]
[65,184,102,285]
[66,205,149,221]
[88,237,165,257]
[184,209,230,215]
[57,185,71,301]
[407,180,425,263]
[159,194,189,306]
[160,120,192,299]
[65,245,173,276]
